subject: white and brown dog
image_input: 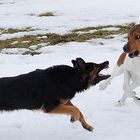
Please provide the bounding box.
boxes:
[100,24,140,106]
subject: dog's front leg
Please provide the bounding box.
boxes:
[123,77,137,98]
[99,64,124,90]
[116,70,131,106]
[66,101,93,132]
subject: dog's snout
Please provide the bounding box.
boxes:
[105,61,109,65]
[102,61,109,66]
[101,61,109,68]
[123,43,129,53]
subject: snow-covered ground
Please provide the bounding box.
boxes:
[0,0,140,34]
[0,0,140,140]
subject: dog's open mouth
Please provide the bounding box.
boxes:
[129,50,139,58]
[98,61,111,81]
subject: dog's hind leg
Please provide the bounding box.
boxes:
[45,104,80,121]
[115,70,136,106]
[44,101,93,132]
[66,101,93,132]
[44,103,83,129]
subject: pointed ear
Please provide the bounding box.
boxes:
[71,60,79,68]
[76,58,85,70]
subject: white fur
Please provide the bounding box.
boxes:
[99,55,140,106]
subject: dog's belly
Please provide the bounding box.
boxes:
[130,73,140,85]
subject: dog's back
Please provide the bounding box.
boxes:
[0,69,45,110]
[0,65,83,111]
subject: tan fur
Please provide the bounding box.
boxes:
[127,24,140,53]
[47,104,80,121]
[88,67,99,87]
[43,99,93,131]
[60,99,69,104]
[117,52,127,66]
[117,25,140,66]
[66,101,93,130]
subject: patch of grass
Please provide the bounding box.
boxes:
[0,27,35,34]
[23,51,41,56]
[46,23,134,44]
[38,12,55,17]
[0,35,41,49]
[72,23,134,33]
[0,23,135,54]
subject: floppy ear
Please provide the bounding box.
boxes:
[76,58,85,70]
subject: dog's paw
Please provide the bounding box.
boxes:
[114,100,125,107]
[133,96,140,106]
[84,125,94,132]
[132,91,136,96]
[99,81,110,90]
[126,91,136,98]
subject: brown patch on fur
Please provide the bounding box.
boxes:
[66,101,93,131]
[87,67,99,87]
[46,104,80,121]
[126,24,140,54]
[60,99,69,104]
[42,100,93,131]
[117,52,126,66]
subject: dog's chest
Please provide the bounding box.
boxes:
[125,57,140,83]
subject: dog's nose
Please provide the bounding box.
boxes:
[123,43,129,53]
[102,61,109,68]
[103,61,109,66]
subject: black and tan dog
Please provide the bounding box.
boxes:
[0,58,110,132]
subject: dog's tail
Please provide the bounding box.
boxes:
[133,96,140,106]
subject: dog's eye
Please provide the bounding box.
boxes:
[135,35,140,40]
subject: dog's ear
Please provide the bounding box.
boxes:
[71,60,79,69]
[75,58,86,70]
[72,58,85,70]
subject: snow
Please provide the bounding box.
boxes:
[0,0,140,34]
[100,27,120,31]
[0,30,49,40]
[0,0,140,140]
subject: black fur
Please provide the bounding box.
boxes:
[0,58,110,112]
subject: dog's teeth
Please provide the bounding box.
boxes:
[100,69,109,75]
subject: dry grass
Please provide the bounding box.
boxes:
[72,23,134,33]
[0,27,34,35]
[0,23,135,55]
[38,12,55,17]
